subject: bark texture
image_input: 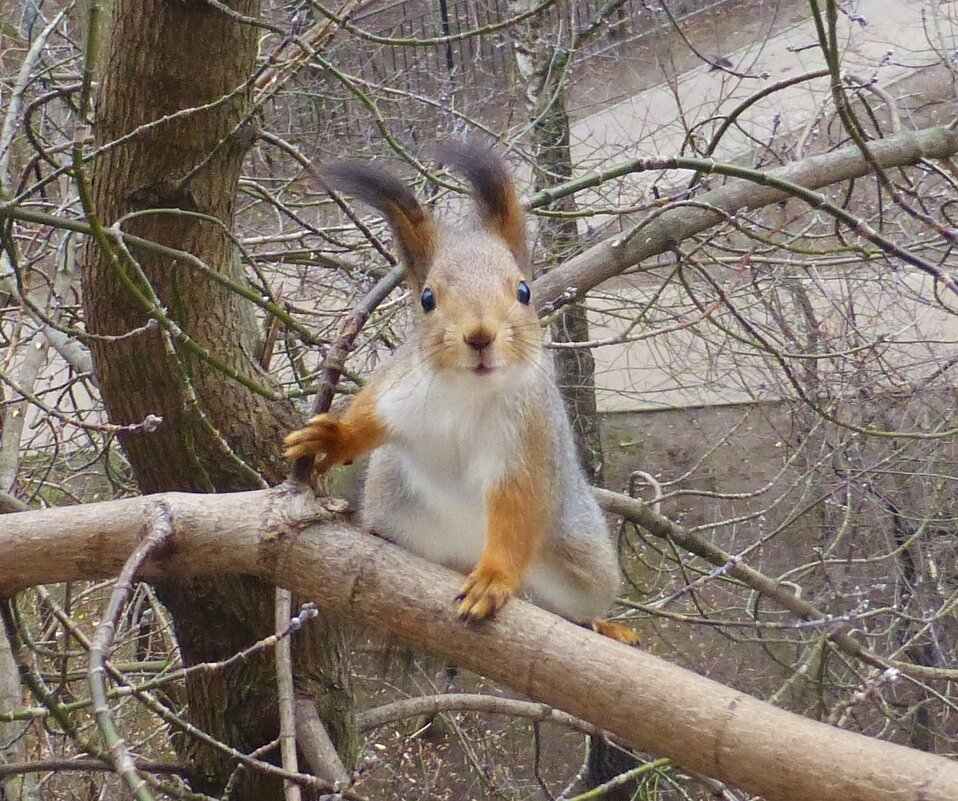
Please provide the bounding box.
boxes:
[85,0,292,489]
[3,488,958,801]
[81,2,352,796]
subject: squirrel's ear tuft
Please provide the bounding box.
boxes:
[436,142,529,273]
[324,161,436,289]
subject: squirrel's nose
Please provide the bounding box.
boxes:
[464,329,495,352]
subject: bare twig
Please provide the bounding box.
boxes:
[40,587,335,793]
[88,501,175,801]
[275,588,302,801]
[564,757,670,801]
[0,758,191,778]
[594,488,958,682]
[356,692,599,734]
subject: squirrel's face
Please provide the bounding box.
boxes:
[415,232,541,379]
[323,144,538,382]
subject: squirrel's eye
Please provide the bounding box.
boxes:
[516,280,531,305]
[421,287,436,313]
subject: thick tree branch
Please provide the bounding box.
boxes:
[1,488,957,801]
[531,125,958,308]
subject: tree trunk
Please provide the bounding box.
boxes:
[512,3,604,482]
[511,6,611,790]
[84,0,292,490]
[81,2,354,796]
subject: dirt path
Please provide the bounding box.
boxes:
[570,0,809,116]
[568,0,958,412]
[570,0,955,178]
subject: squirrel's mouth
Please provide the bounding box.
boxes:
[473,364,495,376]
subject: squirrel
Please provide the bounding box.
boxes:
[284,142,637,645]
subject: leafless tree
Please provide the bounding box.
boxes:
[2,1,958,799]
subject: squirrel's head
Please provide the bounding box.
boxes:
[325,143,541,381]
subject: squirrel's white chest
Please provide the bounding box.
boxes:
[377,369,521,490]
[371,369,524,568]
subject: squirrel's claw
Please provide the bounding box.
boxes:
[456,566,516,621]
[283,414,346,465]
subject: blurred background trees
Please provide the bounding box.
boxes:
[1,0,957,798]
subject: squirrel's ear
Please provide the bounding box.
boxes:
[324,161,436,289]
[437,142,529,274]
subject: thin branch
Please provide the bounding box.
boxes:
[290,263,405,482]
[0,758,192,778]
[32,575,338,794]
[88,501,174,801]
[356,692,599,734]
[594,488,958,682]
[564,757,670,801]
[308,0,563,46]
[0,8,69,197]
[275,588,302,801]
[294,698,350,788]
[530,125,958,309]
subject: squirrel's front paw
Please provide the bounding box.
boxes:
[456,566,517,622]
[283,414,351,472]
